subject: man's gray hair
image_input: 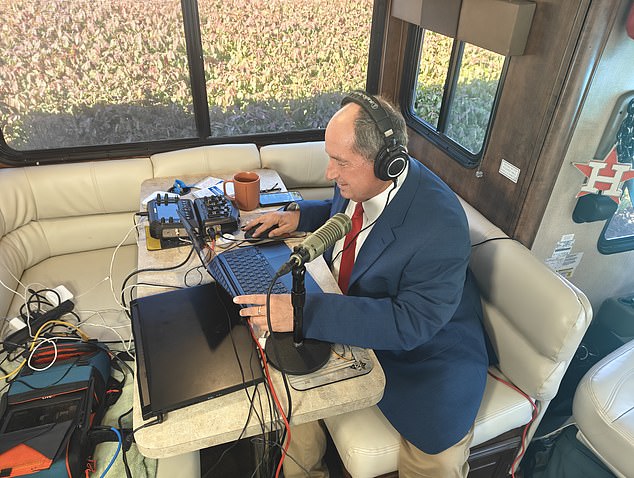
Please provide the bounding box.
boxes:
[350,96,408,163]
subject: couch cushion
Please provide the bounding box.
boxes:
[0,168,37,239]
[7,245,137,344]
[458,198,591,402]
[150,144,260,178]
[573,339,634,478]
[325,406,400,478]
[24,159,152,219]
[324,369,533,478]
[260,142,333,200]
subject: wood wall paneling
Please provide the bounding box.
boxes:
[513,1,622,245]
[380,0,617,246]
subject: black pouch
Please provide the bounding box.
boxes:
[527,426,616,478]
[0,343,119,478]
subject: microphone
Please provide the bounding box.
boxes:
[266,212,351,375]
[277,213,352,275]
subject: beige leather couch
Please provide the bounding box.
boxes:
[0,142,331,477]
[0,142,329,338]
[0,141,592,477]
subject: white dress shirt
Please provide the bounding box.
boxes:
[331,162,409,282]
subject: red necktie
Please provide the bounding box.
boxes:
[338,202,364,294]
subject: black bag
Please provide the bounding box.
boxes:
[527,426,616,478]
[0,342,121,477]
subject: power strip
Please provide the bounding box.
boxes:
[44,285,74,306]
[8,317,27,332]
[6,286,74,335]
[4,300,75,353]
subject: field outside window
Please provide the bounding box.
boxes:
[198,0,372,137]
[412,30,505,159]
[0,0,373,151]
[0,0,195,150]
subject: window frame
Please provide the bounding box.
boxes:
[0,0,385,167]
[399,24,509,168]
[595,93,634,254]
[598,181,634,255]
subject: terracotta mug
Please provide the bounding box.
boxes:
[223,171,260,211]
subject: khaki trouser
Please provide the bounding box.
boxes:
[283,420,474,478]
[283,421,330,478]
[398,426,474,478]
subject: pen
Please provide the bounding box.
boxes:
[260,183,281,193]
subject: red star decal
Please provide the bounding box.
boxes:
[574,146,634,203]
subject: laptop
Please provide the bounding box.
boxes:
[131,282,265,420]
[208,242,322,298]
[178,205,322,298]
[132,220,323,419]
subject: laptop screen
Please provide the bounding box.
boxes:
[131,282,264,420]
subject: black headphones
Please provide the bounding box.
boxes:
[341,90,409,181]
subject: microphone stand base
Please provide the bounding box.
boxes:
[265,333,331,375]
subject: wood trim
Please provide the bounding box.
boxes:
[513,0,623,246]
[379,14,409,104]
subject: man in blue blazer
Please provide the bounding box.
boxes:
[236,91,490,477]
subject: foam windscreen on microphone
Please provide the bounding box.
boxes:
[295,213,352,261]
[277,213,352,276]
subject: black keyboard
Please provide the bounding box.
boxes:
[217,247,289,296]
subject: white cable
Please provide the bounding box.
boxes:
[76,309,135,356]
[121,283,180,301]
[76,310,131,329]
[0,275,26,301]
[27,335,90,372]
[0,277,27,335]
[27,338,58,371]
[5,266,27,291]
[76,307,123,315]
[80,322,134,358]
[109,222,144,312]
[73,276,109,300]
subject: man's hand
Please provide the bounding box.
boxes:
[242,210,300,238]
[234,294,294,332]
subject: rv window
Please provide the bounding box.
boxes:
[0,0,196,150]
[598,181,634,254]
[401,28,507,167]
[0,0,375,163]
[197,0,373,137]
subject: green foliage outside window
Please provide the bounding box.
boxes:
[0,0,372,150]
[414,31,452,129]
[413,31,505,155]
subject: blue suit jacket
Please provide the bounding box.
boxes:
[296,158,489,454]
